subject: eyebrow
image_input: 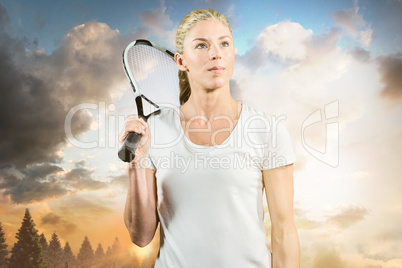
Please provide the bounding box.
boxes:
[192,35,231,43]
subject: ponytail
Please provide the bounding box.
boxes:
[179,70,191,105]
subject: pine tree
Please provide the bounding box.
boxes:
[94,243,105,267]
[105,246,112,257]
[9,208,45,268]
[103,246,112,268]
[47,232,63,268]
[38,233,48,253]
[76,236,94,268]
[106,246,112,256]
[111,237,121,254]
[38,233,48,267]
[62,242,76,268]
[95,243,104,256]
[110,237,122,267]
[94,243,104,258]
[0,221,9,268]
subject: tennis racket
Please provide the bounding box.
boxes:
[118,39,180,162]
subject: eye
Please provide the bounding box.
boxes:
[221,41,230,47]
[196,43,207,49]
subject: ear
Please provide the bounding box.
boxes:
[175,53,188,72]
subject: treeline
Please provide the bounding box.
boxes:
[0,208,124,268]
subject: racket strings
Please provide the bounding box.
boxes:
[127,45,180,110]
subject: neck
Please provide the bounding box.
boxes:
[180,83,240,121]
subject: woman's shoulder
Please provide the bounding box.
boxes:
[241,103,277,125]
[147,105,182,148]
[240,103,291,141]
[148,105,180,123]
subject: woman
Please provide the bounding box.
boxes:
[120,9,299,268]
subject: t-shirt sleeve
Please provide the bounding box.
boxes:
[261,121,296,170]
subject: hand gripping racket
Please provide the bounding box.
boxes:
[118,39,179,162]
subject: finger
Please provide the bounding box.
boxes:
[126,114,139,120]
[138,119,149,130]
[125,123,145,135]
[119,123,145,144]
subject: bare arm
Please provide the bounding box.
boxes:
[119,115,159,247]
[124,163,159,247]
[263,164,299,268]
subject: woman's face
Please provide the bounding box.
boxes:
[178,19,235,91]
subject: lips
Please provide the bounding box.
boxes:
[208,66,225,73]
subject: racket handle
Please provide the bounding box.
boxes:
[118,132,142,162]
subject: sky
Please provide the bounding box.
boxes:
[0,0,401,267]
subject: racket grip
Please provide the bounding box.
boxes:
[118,132,143,162]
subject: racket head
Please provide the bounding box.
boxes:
[122,39,180,117]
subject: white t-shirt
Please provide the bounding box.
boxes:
[142,103,296,268]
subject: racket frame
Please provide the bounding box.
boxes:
[122,39,175,119]
[118,39,177,162]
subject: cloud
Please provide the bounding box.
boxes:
[359,28,372,47]
[225,4,235,19]
[256,21,313,61]
[62,162,107,191]
[0,4,149,203]
[34,20,127,104]
[357,242,402,262]
[233,21,351,174]
[32,10,46,31]
[312,248,345,268]
[288,28,348,82]
[0,161,107,204]
[0,3,152,169]
[41,212,62,225]
[236,20,318,79]
[139,2,173,37]
[40,212,77,237]
[354,228,402,262]
[21,163,64,180]
[0,4,9,28]
[109,174,128,188]
[0,18,124,168]
[376,229,402,242]
[326,205,368,228]
[349,47,371,63]
[55,196,114,218]
[0,36,74,168]
[332,1,373,46]
[0,173,67,204]
[293,207,322,230]
[0,164,67,204]
[229,79,244,103]
[332,2,365,36]
[377,53,402,99]
[296,217,322,230]
[204,0,233,12]
[237,23,347,83]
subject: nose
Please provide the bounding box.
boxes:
[209,43,222,61]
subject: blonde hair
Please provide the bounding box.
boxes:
[176,9,233,105]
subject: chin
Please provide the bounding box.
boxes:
[207,78,229,90]
[205,84,225,92]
